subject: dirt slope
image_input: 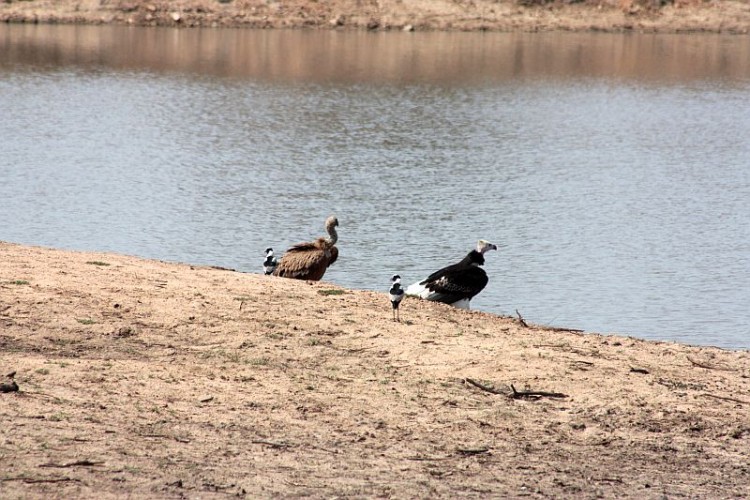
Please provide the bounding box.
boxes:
[1,240,749,498]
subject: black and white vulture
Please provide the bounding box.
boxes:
[405,239,497,309]
[272,215,339,281]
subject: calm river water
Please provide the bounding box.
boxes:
[1,25,749,349]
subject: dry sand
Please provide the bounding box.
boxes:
[1,240,749,498]
[2,0,750,33]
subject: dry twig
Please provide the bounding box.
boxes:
[456,446,490,455]
[573,360,594,366]
[464,378,506,395]
[406,455,453,461]
[697,393,749,405]
[537,325,585,333]
[252,439,291,449]
[141,434,191,443]
[687,356,735,371]
[39,460,104,468]
[515,309,529,328]
[510,384,567,400]
[1,476,80,484]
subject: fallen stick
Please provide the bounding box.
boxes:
[515,309,529,328]
[465,379,568,399]
[510,384,567,400]
[285,480,328,488]
[21,390,58,399]
[406,455,453,461]
[252,439,291,449]
[206,265,236,272]
[515,313,583,333]
[140,434,191,443]
[533,344,599,357]
[307,444,339,455]
[687,356,735,371]
[342,345,378,353]
[1,476,80,484]
[697,393,750,405]
[573,360,594,366]
[456,446,490,455]
[39,460,104,468]
[464,378,506,395]
[538,325,585,333]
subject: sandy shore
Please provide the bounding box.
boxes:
[2,0,750,33]
[1,240,749,498]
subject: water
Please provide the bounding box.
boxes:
[1,25,749,349]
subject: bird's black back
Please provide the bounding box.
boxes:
[419,250,488,302]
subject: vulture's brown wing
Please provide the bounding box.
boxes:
[273,242,331,281]
[328,245,339,266]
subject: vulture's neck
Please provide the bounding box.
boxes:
[325,224,338,247]
[461,250,485,267]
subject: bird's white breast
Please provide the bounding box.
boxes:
[450,298,471,310]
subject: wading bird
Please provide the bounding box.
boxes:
[405,239,497,310]
[273,215,339,281]
[389,274,405,322]
[263,248,278,275]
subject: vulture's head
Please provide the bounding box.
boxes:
[325,215,339,231]
[476,240,498,254]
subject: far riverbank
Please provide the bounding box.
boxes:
[2,0,750,33]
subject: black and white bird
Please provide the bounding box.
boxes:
[263,247,278,275]
[389,274,405,322]
[405,239,498,310]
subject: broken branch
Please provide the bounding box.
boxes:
[510,384,567,400]
[39,460,104,468]
[538,325,585,333]
[464,378,506,395]
[687,356,735,371]
[515,309,529,328]
[697,393,749,405]
[252,439,290,449]
[140,434,190,443]
[456,446,490,455]
[1,476,80,484]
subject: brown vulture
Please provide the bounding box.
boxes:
[272,215,339,281]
